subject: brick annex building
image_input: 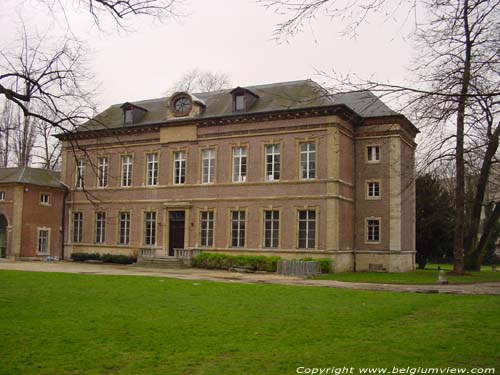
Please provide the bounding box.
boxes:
[58,80,418,272]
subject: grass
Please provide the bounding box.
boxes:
[314,264,500,284]
[0,270,499,375]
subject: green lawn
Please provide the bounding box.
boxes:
[315,264,500,284]
[0,271,499,375]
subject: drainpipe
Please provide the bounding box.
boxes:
[60,183,69,260]
[353,139,357,272]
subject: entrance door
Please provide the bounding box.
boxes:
[0,215,7,258]
[168,211,185,256]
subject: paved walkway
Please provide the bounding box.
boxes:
[1,260,500,295]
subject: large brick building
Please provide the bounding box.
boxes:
[0,167,66,259]
[58,80,418,272]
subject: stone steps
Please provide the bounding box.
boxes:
[134,257,187,269]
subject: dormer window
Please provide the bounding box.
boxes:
[120,102,147,125]
[230,87,259,112]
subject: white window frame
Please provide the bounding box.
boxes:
[367,145,380,163]
[173,151,186,185]
[95,212,106,244]
[121,155,133,187]
[144,211,157,246]
[366,217,381,243]
[297,209,316,249]
[37,228,50,254]
[201,148,216,184]
[230,210,246,248]
[232,146,247,183]
[299,142,316,180]
[72,212,83,243]
[265,144,280,181]
[97,157,108,188]
[199,210,214,247]
[263,210,280,248]
[118,211,131,245]
[0,191,5,201]
[366,181,381,199]
[75,159,85,189]
[235,95,245,111]
[146,153,158,186]
[40,193,50,206]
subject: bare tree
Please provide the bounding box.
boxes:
[262,0,500,273]
[0,99,14,167]
[167,69,231,94]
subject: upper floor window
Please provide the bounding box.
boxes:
[297,209,316,249]
[173,151,186,184]
[121,155,133,187]
[118,211,130,245]
[263,210,280,248]
[366,218,381,242]
[146,153,158,186]
[367,181,381,199]
[265,144,280,181]
[299,142,316,179]
[201,148,216,184]
[199,210,214,247]
[230,87,259,112]
[0,191,5,201]
[367,145,380,163]
[40,193,50,205]
[97,157,108,188]
[124,109,133,124]
[232,146,247,183]
[230,210,246,248]
[75,159,85,189]
[37,229,50,254]
[95,211,106,244]
[72,212,83,243]
[235,95,245,111]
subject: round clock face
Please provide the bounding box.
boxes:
[171,94,192,116]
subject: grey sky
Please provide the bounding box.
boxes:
[1,0,414,112]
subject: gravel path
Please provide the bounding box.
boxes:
[1,260,500,295]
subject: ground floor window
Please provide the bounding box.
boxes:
[37,229,50,254]
[144,211,156,246]
[263,210,280,248]
[118,211,130,245]
[230,210,246,248]
[95,212,106,244]
[297,210,316,249]
[199,210,214,247]
[72,212,83,243]
[366,218,381,242]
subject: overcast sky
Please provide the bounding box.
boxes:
[1,0,415,112]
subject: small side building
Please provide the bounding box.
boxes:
[0,167,66,260]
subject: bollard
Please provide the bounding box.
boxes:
[438,270,448,285]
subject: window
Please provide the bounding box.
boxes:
[199,211,214,247]
[366,218,381,242]
[144,211,157,246]
[95,212,106,244]
[72,212,83,243]
[97,157,108,187]
[121,155,133,187]
[75,159,85,188]
[235,95,245,111]
[118,211,130,245]
[0,191,5,201]
[299,142,316,179]
[232,146,247,182]
[263,210,280,248]
[173,151,186,184]
[297,210,316,249]
[265,144,280,181]
[367,146,380,162]
[146,153,158,186]
[37,229,49,254]
[367,181,381,198]
[40,193,50,205]
[124,109,133,124]
[230,210,246,247]
[201,148,215,184]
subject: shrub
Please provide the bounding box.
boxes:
[192,253,281,272]
[300,257,333,273]
[70,252,136,264]
[71,252,101,262]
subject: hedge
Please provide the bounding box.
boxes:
[192,253,281,272]
[70,252,137,265]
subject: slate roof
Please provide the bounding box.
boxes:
[0,167,64,189]
[76,80,402,133]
